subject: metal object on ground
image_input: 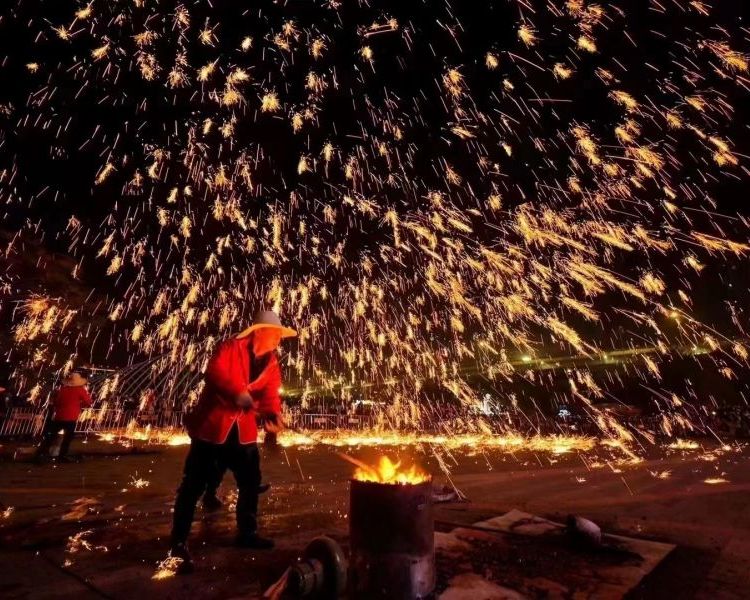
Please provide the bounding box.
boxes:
[566,514,602,548]
[286,536,347,599]
[349,478,435,599]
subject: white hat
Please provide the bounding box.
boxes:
[63,372,88,387]
[236,310,297,340]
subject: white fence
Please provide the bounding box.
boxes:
[291,413,376,430]
[0,408,48,437]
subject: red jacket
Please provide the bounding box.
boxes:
[186,337,282,445]
[52,386,92,421]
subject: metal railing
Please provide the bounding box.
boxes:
[288,412,376,430]
[0,408,377,439]
[75,408,185,433]
[0,408,48,438]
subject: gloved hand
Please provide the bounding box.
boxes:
[235,392,258,409]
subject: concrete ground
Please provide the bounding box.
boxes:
[0,436,748,599]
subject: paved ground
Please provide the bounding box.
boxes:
[0,436,748,599]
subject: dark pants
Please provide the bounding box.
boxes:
[37,420,76,457]
[204,431,275,499]
[171,425,260,545]
[205,461,227,499]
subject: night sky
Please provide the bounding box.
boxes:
[1,0,749,419]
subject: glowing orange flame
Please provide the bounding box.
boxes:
[342,454,430,485]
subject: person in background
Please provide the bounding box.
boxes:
[169,310,295,573]
[35,372,92,462]
[0,383,8,422]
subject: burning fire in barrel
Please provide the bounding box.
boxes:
[346,456,435,599]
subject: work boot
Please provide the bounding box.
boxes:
[202,493,223,512]
[236,533,275,550]
[169,542,195,574]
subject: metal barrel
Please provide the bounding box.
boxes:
[349,478,435,599]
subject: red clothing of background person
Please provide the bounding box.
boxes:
[52,384,92,421]
[36,372,92,461]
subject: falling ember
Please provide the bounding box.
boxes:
[703,477,729,485]
[577,35,597,53]
[65,530,108,557]
[518,24,537,46]
[668,439,701,450]
[129,476,150,489]
[260,91,281,112]
[152,556,183,580]
[341,454,430,485]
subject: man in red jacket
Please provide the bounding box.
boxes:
[36,372,92,461]
[170,311,296,572]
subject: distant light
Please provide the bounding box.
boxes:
[521,355,532,363]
